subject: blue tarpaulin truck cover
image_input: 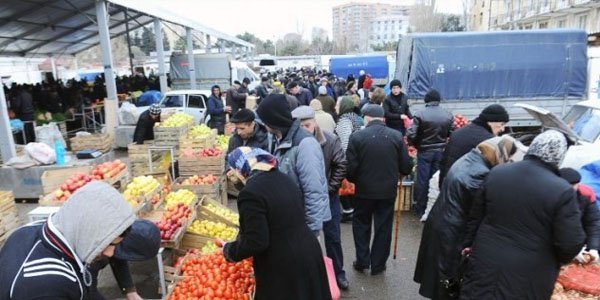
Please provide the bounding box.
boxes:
[329,55,389,82]
[395,29,588,100]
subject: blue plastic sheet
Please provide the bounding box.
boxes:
[329,55,389,81]
[580,160,600,202]
[137,90,162,106]
[395,29,588,100]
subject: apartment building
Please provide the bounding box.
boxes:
[332,2,410,52]
[470,0,600,32]
[370,14,411,46]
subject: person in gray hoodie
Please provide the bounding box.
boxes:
[0,181,135,300]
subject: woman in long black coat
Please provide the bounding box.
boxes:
[222,147,331,300]
[414,135,521,300]
[460,130,586,299]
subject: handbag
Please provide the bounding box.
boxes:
[441,255,470,299]
[323,256,340,300]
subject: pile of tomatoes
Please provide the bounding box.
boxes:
[168,251,254,300]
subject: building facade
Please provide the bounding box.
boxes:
[332,2,410,52]
[369,14,411,46]
[470,0,600,33]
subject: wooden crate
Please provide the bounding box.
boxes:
[178,154,225,177]
[41,166,93,195]
[394,181,414,211]
[127,141,160,163]
[70,133,113,153]
[162,249,188,283]
[196,197,239,228]
[0,191,20,246]
[179,129,217,150]
[180,232,214,250]
[172,177,220,198]
[154,125,189,147]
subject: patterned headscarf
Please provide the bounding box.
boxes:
[227,147,278,178]
[476,135,520,166]
[526,129,568,167]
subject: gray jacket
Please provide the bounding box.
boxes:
[274,119,331,231]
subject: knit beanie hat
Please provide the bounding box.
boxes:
[424,89,441,103]
[559,167,581,184]
[256,94,294,130]
[479,104,509,123]
[390,79,402,88]
[318,86,327,95]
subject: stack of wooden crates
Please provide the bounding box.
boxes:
[0,191,21,247]
[127,142,161,177]
[70,133,113,153]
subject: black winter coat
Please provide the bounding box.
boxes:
[346,120,413,199]
[133,110,159,144]
[414,150,491,300]
[223,170,331,300]
[226,123,270,155]
[317,128,347,194]
[460,157,586,300]
[383,92,412,131]
[439,119,494,186]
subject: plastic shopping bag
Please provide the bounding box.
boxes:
[35,122,65,148]
[324,256,340,300]
[24,142,56,165]
[118,101,140,125]
[338,179,355,196]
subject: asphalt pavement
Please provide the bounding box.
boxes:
[16,200,427,300]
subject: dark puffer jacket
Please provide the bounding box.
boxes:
[316,127,347,194]
[439,118,494,185]
[414,150,491,300]
[226,123,270,155]
[406,102,454,151]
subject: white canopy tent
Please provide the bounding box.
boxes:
[0,0,254,161]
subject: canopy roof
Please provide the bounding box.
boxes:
[0,0,254,58]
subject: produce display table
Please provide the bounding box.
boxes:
[0,151,114,199]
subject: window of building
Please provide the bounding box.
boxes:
[578,14,588,30]
[480,12,483,25]
[377,35,381,40]
[525,24,533,29]
[539,22,548,29]
[558,19,566,28]
[482,0,485,8]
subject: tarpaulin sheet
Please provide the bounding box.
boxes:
[170,53,231,81]
[395,29,588,100]
[329,55,389,80]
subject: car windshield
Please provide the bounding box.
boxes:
[564,106,600,143]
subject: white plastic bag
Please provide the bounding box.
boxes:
[25,142,56,165]
[35,123,66,148]
[118,101,140,125]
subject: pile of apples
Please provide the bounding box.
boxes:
[165,189,196,208]
[188,219,237,241]
[215,135,230,150]
[189,124,213,139]
[53,173,94,202]
[155,203,192,240]
[161,112,194,128]
[453,114,469,129]
[205,203,239,226]
[123,176,161,207]
[173,249,200,268]
[181,174,218,185]
[90,159,127,181]
[181,148,223,159]
[201,241,219,255]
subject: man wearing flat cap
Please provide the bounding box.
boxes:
[226,109,270,155]
[346,104,413,275]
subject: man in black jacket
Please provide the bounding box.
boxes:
[292,105,349,290]
[439,104,509,186]
[226,109,270,155]
[346,104,413,275]
[133,104,161,144]
[255,76,271,102]
[383,79,412,135]
[407,89,454,216]
[11,85,35,143]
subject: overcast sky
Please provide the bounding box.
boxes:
[139,0,464,41]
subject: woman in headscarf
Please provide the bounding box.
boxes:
[335,96,363,152]
[222,147,332,300]
[459,130,586,300]
[414,135,523,300]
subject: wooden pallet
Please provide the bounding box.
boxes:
[70,133,113,153]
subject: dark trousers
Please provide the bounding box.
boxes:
[352,197,395,271]
[21,114,35,144]
[323,194,345,277]
[414,150,443,215]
